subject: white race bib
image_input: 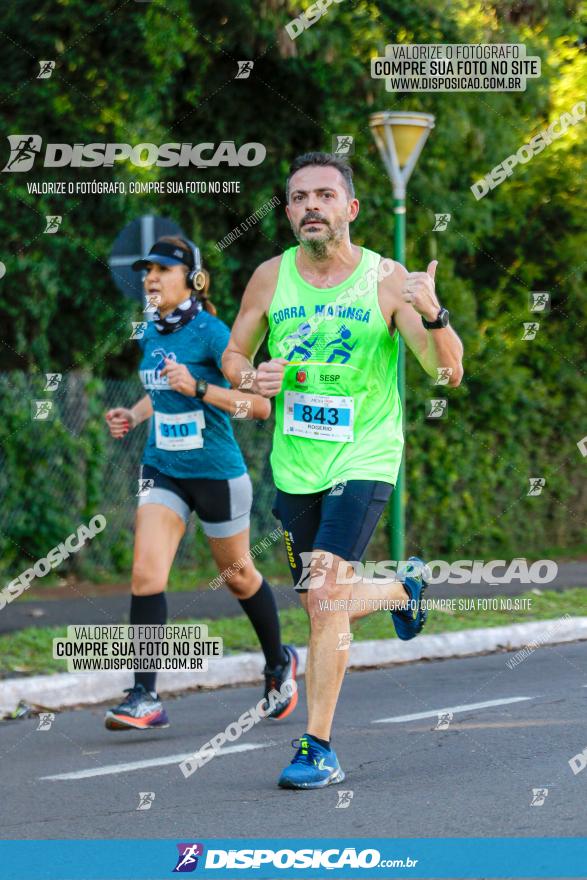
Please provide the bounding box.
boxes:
[154,410,206,451]
[284,391,354,442]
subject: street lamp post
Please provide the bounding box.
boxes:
[369,111,435,565]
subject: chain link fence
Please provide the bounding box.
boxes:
[0,372,288,580]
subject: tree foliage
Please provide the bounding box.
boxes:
[0,0,585,566]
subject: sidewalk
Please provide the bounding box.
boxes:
[0,584,298,635]
[1,561,585,635]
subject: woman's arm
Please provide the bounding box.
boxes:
[160,359,271,420]
[105,395,153,438]
[128,394,154,426]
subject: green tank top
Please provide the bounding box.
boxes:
[267,245,403,493]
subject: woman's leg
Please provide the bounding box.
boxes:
[193,472,297,718]
[206,528,287,670]
[206,528,298,719]
[130,503,186,693]
[105,502,186,730]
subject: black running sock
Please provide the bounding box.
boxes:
[238,577,287,669]
[307,734,331,750]
[130,592,168,694]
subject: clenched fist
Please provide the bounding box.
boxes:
[105,407,136,439]
[160,358,197,396]
[256,358,289,398]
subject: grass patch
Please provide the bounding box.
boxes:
[16,557,292,599]
[0,588,582,679]
[166,557,292,592]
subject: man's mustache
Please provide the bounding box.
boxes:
[301,214,329,227]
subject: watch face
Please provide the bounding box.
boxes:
[423,309,449,329]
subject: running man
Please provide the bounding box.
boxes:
[222,153,463,788]
[104,236,297,730]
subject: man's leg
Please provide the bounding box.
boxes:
[299,553,408,737]
[276,552,348,788]
[298,551,351,741]
[277,483,396,788]
[315,481,429,637]
[278,481,430,787]
[348,564,410,620]
[295,481,400,739]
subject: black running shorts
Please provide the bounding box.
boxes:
[271,479,393,591]
[138,464,252,537]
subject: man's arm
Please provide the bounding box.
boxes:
[222,256,284,396]
[379,259,463,387]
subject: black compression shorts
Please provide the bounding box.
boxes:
[271,479,393,591]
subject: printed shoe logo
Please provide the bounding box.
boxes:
[296,369,307,384]
[315,757,334,771]
[3,134,42,172]
[173,843,204,872]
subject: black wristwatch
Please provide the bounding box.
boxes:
[422,307,450,330]
[195,378,208,399]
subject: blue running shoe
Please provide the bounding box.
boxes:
[391,556,430,641]
[278,734,345,789]
[104,684,169,731]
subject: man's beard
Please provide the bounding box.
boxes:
[291,214,346,259]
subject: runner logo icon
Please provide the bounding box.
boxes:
[173,843,204,872]
[3,135,42,172]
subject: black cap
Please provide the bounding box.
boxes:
[132,240,193,272]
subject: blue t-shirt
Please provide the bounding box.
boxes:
[138,311,247,480]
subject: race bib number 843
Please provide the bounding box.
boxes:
[284,391,354,442]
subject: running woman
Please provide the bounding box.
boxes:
[223,153,464,788]
[104,235,297,730]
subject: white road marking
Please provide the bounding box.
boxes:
[41,742,268,781]
[372,696,534,724]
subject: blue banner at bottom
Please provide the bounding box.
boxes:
[1,838,586,879]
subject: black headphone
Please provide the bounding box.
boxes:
[182,238,206,292]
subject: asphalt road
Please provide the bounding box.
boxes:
[1,641,586,841]
[2,561,586,635]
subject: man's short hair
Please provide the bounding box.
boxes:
[285,152,355,202]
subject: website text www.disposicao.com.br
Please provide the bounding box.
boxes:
[198,847,418,870]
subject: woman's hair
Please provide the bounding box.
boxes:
[156,235,217,316]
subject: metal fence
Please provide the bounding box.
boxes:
[0,373,285,579]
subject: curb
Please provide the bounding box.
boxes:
[2,617,586,717]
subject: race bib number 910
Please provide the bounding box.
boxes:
[154,410,206,451]
[284,391,354,442]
